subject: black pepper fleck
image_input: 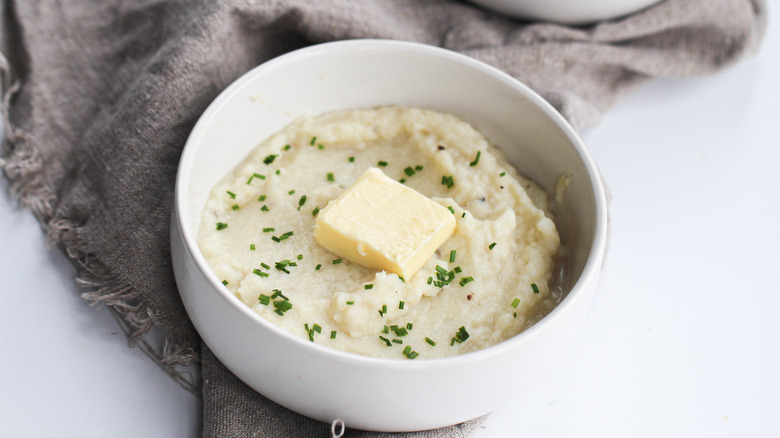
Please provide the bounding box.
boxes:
[437,145,446,151]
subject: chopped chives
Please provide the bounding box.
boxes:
[330,330,337,339]
[273,300,292,315]
[288,189,295,195]
[296,254,303,260]
[449,250,456,263]
[398,178,406,184]
[425,337,436,346]
[260,262,270,269]
[427,276,433,285]
[511,298,521,308]
[499,171,506,177]
[415,165,423,171]
[310,136,317,146]
[258,195,267,202]
[298,195,307,210]
[531,283,540,294]
[263,154,278,165]
[263,227,275,232]
[453,266,462,274]
[332,259,342,264]
[382,304,387,314]
[441,175,454,189]
[399,301,405,310]
[312,324,322,334]
[226,190,236,199]
[469,151,481,167]
[377,161,388,167]
[312,206,320,217]
[261,205,270,212]
[231,204,240,211]
[326,172,334,182]
[283,144,291,151]
[450,326,470,345]
[252,268,268,277]
[402,345,412,356]
[258,294,270,305]
[221,280,229,286]
[403,166,415,177]
[392,339,403,344]
[459,276,474,287]
[318,144,325,150]
[447,206,455,215]
[348,156,355,162]
[461,212,466,218]
[488,242,497,250]
[407,351,419,359]
[364,284,374,290]
[249,243,256,251]
[406,322,413,330]
[346,300,354,305]
[383,325,389,334]
[275,169,281,175]
[247,173,265,184]
[379,336,392,347]
[216,222,228,230]
[315,264,322,271]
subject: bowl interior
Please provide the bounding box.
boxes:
[177,39,601,343]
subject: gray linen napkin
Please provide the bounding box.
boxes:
[0,0,766,436]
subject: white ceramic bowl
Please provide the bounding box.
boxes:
[468,0,664,24]
[172,40,608,432]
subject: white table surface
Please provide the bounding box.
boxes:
[2,8,778,437]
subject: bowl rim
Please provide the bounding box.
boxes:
[175,38,608,370]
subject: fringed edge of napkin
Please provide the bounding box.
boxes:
[0,51,200,394]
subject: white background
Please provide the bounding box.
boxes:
[2,6,778,437]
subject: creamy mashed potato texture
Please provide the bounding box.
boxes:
[198,107,560,359]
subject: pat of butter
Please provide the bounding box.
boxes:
[314,168,456,279]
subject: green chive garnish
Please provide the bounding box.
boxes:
[326,172,334,182]
[260,262,270,269]
[404,166,415,177]
[531,283,540,294]
[263,154,278,165]
[403,345,412,355]
[415,165,423,171]
[399,178,406,184]
[231,204,240,211]
[216,222,228,230]
[249,243,256,250]
[258,294,270,305]
[288,189,295,195]
[312,206,320,217]
[449,250,456,263]
[407,351,419,359]
[447,206,455,215]
[226,191,236,199]
[330,330,337,339]
[332,259,342,264]
[406,322,413,330]
[441,175,454,189]
[283,144,291,151]
[511,298,521,308]
[346,300,354,305]
[263,227,275,232]
[379,336,392,347]
[399,301,405,309]
[247,173,266,184]
[222,280,229,286]
[459,276,474,287]
[499,171,506,177]
[488,242,497,250]
[315,264,322,271]
[425,337,436,346]
[348,156,355,162]
[310,136,317,146]
[252,268,268,277]
[261,205,270,212]
[298,195,307,210]
[469,151,481,167]
[258,195,267,202]
[377,161,388,167]
[296,254,303,260]
[450,326,470,345]
[364,284,374,290]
